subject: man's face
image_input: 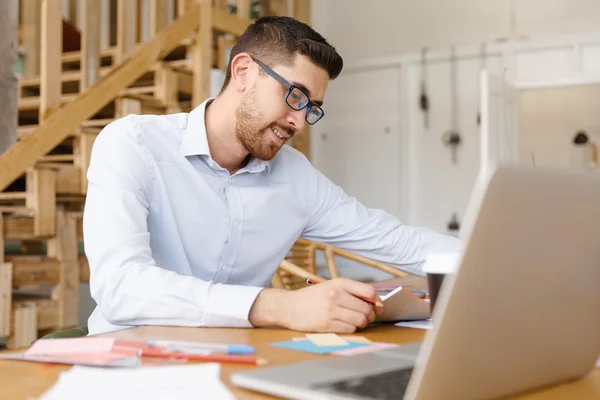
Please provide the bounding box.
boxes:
[235,53,329,161]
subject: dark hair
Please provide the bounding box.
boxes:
[221,16,343,91]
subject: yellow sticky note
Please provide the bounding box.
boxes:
[292,337,305,341]
[339,335,373,344]
[306,333,348,346]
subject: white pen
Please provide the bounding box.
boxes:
[147,339,255,355]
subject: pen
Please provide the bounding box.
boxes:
[147,339,255,355]
[140,348,267,366]
[305,278,384,308]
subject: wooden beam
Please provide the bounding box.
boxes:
[40,0,62,122]
[0,5,201,192]
[237,0,251,18]
[116,0,137,63]
[293,0,310,24]
[22,0,41,78]
[192,0,212,107]
[0,262,12,337]
[3,216,36,240]
[212,8,250,36]
[55,165,82,194]
[8,256,61,287]
[150,0,170,36]
[25,168,57,237]
[48,212,79,328]
[7,301,37,348]
[156,63,181,113]
[117,97,143,117]
[0,214,4,264]
[81,0,102,92]
[68,0,78,26]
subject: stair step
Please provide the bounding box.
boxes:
[19,67,112,90]
[13,296,59,330]
[18,85,161,112]
[6,256,61,287]
[0,192,27,201]
[62,47,117,66]
[0,207,35,217]
[4,216,36,240]
[18,94,78,112]
[18,118,113,139]
[39,154,75,163]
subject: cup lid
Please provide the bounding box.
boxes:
[422,252,461,274]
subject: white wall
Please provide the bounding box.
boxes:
[312,0,600,64]
[309,1,600,246]
[519,84,600,169]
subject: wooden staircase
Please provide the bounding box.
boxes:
[0,0,310,349]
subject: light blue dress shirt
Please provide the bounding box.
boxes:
[84,98,460,334]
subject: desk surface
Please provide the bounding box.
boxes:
[1,325,599,399]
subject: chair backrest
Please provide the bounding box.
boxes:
[271,238,411,290]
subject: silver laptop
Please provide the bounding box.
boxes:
[231,166,600,399]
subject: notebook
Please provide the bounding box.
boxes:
[375,286,431,322]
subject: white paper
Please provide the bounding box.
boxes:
[395,320,433,330]
[38,363,235,400]
[380,286,405,301]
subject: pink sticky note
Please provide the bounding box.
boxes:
[26,338,116,355]
[332,342,399,356]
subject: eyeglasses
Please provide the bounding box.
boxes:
[252,57,325,125]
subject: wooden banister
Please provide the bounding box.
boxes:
[0,4,201,192]
[212,8,251,36]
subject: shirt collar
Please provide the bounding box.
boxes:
[180,98,271,174]
[180,98,213,157]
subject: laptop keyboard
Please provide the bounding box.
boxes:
[312,367,413,400]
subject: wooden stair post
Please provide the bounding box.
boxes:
[47,212,79,329]
[25,167,56,237]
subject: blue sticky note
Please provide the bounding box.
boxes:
[271,339,370,355]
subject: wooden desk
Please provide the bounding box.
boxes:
[1,325,599,399]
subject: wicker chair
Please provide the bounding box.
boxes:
[271,238,413,290]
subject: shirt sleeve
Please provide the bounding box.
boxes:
[301,164,462,276]
[83,117,263,330]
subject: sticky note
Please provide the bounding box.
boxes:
[306,334,348,346]
[271,340,369,355]
[26,338,117,355]
[332,342,399,356]
[339,335,372,344]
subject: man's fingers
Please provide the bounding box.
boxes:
[335,289,376,325]
[327,320,358,334]
[333,306,372,329]
[335,278,381,304]
[333,278,384,316]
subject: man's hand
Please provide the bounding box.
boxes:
[249,278,384,333]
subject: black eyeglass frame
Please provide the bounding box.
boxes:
[252,57,325,125]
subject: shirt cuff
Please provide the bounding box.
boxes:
[202,283,265,328]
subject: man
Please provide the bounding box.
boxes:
[83,16,459,335]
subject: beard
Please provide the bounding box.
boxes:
[235,86,295,161]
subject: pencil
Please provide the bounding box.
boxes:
[140,348,268,366]
[305,278,384,308]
